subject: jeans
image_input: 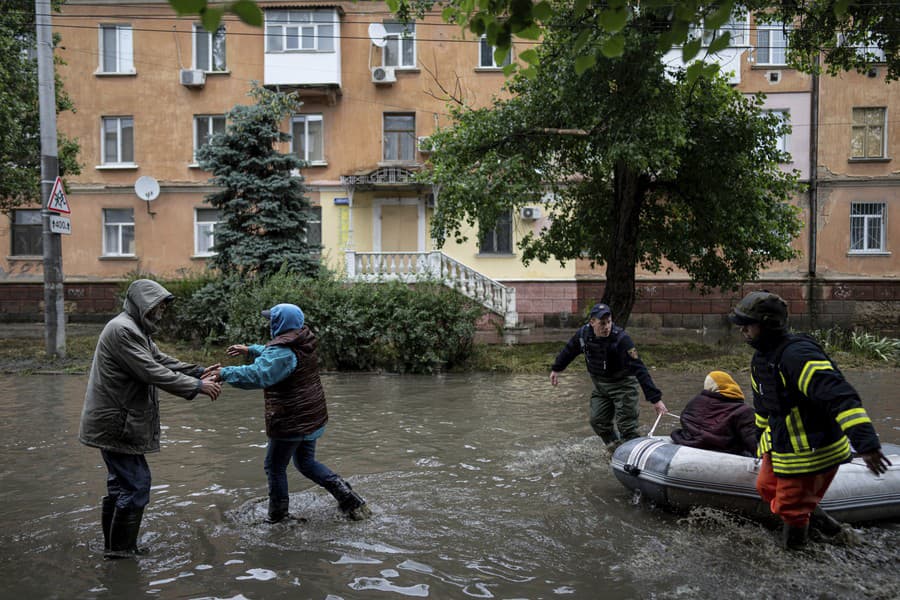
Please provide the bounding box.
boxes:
[264,437,336,501]
[101,450,152,509]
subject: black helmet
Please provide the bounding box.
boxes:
[728,291,788,330]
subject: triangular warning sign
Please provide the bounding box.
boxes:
[47,176,70,214]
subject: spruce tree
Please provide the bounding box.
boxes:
[197,84,319,277]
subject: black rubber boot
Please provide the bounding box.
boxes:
[781,523,809,550]
[323,477,372,520]
[105,506,149,559]
[266,497,290,524]
[101,495,117,552]
[810,507,842,537]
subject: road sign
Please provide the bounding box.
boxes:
[47,176,71,214]
[49,215,71,235]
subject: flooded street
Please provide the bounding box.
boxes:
[0,370,898,599]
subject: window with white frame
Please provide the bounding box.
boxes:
[194,115,226,161]
[838,32,886,63]
[850,202,885,253]
[479,210,513,254]
[696,10,749,47]
[307,206,322,250]
[103,208,135,256]
[99,24,134,73]
[194,208,222,256]
[479,35,511,68]
[383,21,415,68]
[101,116,134,165]
[291,114,324,163]
[765,109,790,153]
[851,107,886,159]
[756,21,789,65]
[11,209,42,256]
[265,10,335,53]
[193,24,226,71]
[383,113,416,161]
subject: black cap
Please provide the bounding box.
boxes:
[589,303,611,320]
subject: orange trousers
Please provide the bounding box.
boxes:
[756,453,838,527]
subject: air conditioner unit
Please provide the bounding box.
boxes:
[520,206,542,220]
[371,66,396,84]
[180,69,206,87]
[417,136,432,153]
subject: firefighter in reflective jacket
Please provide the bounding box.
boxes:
[729,291,891,549]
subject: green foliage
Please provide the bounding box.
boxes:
[196,83,319,278]
[421,9,802,323]
[0,0,80,211]
[809,326,900,364]
[223,268,484,373]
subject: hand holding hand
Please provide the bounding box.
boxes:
[227,344,249,357]
[860,450,892,476]
[201,363,221,379]
[550,371,560,386]
[199,378,222,402]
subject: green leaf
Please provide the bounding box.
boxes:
[201,7,224,33]
[519,48,539,65]
[685,60,704,83]
[231,0,262,27]
[833,0,851,17]
[385,0,400,13]
[598,9,628,33]
[574,53,596,74]
[600,34,625,58]
[517,24,542,40]
[682,38,702,62]
[532,1,554,21]
[702,62,721,79]
[707,31,731,55]
[574,0,590,17]
[169,0,206,15]
[704,0,734,30]
[574,29,591,53]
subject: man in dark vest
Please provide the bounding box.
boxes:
[729,290,890,549]
[214,303,371,523]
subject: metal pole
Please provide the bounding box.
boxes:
[36,0,66,357]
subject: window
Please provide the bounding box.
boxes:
[99,25,134,73]
[851,107,886,159]
[101,116,134,165]
[11,209,42,256]
[103,208,135,256]
[765,109,790,153]
[850,203,885,253]
[838,32,886,63]
[696,10,749,47]
[291,114,324,163]
[479,210,513,254]
[383,113,416,161]
[307,206,322,250]
[479,35,511,68]
[383,21,415,68]
[756,21,788,65]
[265,10,335,53]
[194,208,222,256]
[194,115,226,161]
[193,24,226,71]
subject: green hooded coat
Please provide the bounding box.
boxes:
[78,279,203,454]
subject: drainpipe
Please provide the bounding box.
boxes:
[807,57,819,327]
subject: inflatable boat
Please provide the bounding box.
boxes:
[611,437,900,524]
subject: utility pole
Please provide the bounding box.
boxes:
[36,0,66,357]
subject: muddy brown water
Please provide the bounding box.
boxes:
[0,370,897,599]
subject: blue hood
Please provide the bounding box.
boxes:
[267,303,305,338]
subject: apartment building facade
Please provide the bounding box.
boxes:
[1,2,897,331]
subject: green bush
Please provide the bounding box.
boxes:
[222,267,483,373]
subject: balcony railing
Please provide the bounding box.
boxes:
[344,250,518,327]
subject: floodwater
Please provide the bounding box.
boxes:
[0,370,898,599]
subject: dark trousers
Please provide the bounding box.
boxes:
[101,450,152,509]
[264,438,336,501]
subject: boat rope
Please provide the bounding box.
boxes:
[648,411,681,437]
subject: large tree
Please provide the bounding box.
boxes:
[423,6,803,323]
[196,84,319,278]
[0,0,80,211]
[168,1,900,81]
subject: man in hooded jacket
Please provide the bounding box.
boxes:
[212,303,371,523]
[79,279,221,559]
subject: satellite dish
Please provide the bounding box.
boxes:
[134,176,160,201]
[368,23,388,48]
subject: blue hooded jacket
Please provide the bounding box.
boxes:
[219,304,305,389]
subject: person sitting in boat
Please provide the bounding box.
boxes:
[670,370,757,456]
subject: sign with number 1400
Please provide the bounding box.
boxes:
[50,215,71,235]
